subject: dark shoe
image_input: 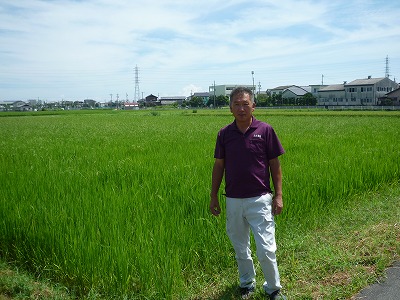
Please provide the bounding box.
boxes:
[240,286,255,299]
[269,290,287,300]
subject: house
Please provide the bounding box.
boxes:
[266,85,313,104]
[281,86,311,100]
[159,96,186,105]
[379,87,400,105]
[12,101,32,111]
[143,94,160,106]
[73,101,84,108]
[267,85,292,96]
[318,76,399,106]
[124,102,139,110]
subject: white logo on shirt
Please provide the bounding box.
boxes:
[253,134,262,139]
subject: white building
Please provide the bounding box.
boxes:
[318,77,399,106]
[209,84,255,97]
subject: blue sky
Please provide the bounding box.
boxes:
[1,0,399,101]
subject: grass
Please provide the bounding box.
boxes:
[278,182,400,299]
[1,182,398,299]
[0,260,70,300]
[1,109,399,299]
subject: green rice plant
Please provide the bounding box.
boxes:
[0,110,399,299]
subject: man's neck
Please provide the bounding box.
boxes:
[236,118,253,134]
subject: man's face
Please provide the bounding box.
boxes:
[230,92,255,122]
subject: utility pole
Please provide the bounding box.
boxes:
[322,74,324,85]
[251,71,255,101]
[258,81,261,95]
[213,81,216,108]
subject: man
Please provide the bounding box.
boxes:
[210,87,286,300]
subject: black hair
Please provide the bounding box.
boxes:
[229,86,254,106]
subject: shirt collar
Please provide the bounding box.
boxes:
[232,116,258,130]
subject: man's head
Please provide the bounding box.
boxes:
[229,87,254,107]
[229,87,255,123]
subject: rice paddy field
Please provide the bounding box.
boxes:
[0,109,399,299]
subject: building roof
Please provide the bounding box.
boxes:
[319,84,345,92]
[386,87,400,96]
[192,92,209,97]
[346,77,386,86]
[300,86,312,93]
[159,96,186,100]
[270,85,293,90]
[283,86,309,96]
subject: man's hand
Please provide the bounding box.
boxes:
[272,194,283,216]
[209,196,221,216]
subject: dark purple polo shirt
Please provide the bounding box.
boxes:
[214,117,285,198]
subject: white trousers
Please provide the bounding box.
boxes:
[226,194,282,295]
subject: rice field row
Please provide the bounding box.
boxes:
[0,109,399,298]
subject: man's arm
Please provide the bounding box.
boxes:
[210,158,224,216]
[269,157,283,215]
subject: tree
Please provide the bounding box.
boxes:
[189,96,204,108]
[302,93,317,106]
[207,95,216,107]
[216,95,229,107]
[206,95,229,107]
[272,94,282,106]
[255,94,268,107]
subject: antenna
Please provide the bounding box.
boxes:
[134,65,140,102]
[385,55,390,78]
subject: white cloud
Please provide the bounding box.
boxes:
[1,0,399,100]
[181,84,204,96]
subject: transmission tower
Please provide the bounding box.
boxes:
[134,65,140,102]
[385,55,390,78]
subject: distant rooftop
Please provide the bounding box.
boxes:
[346,77,386,86]
[319,84,345,91]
